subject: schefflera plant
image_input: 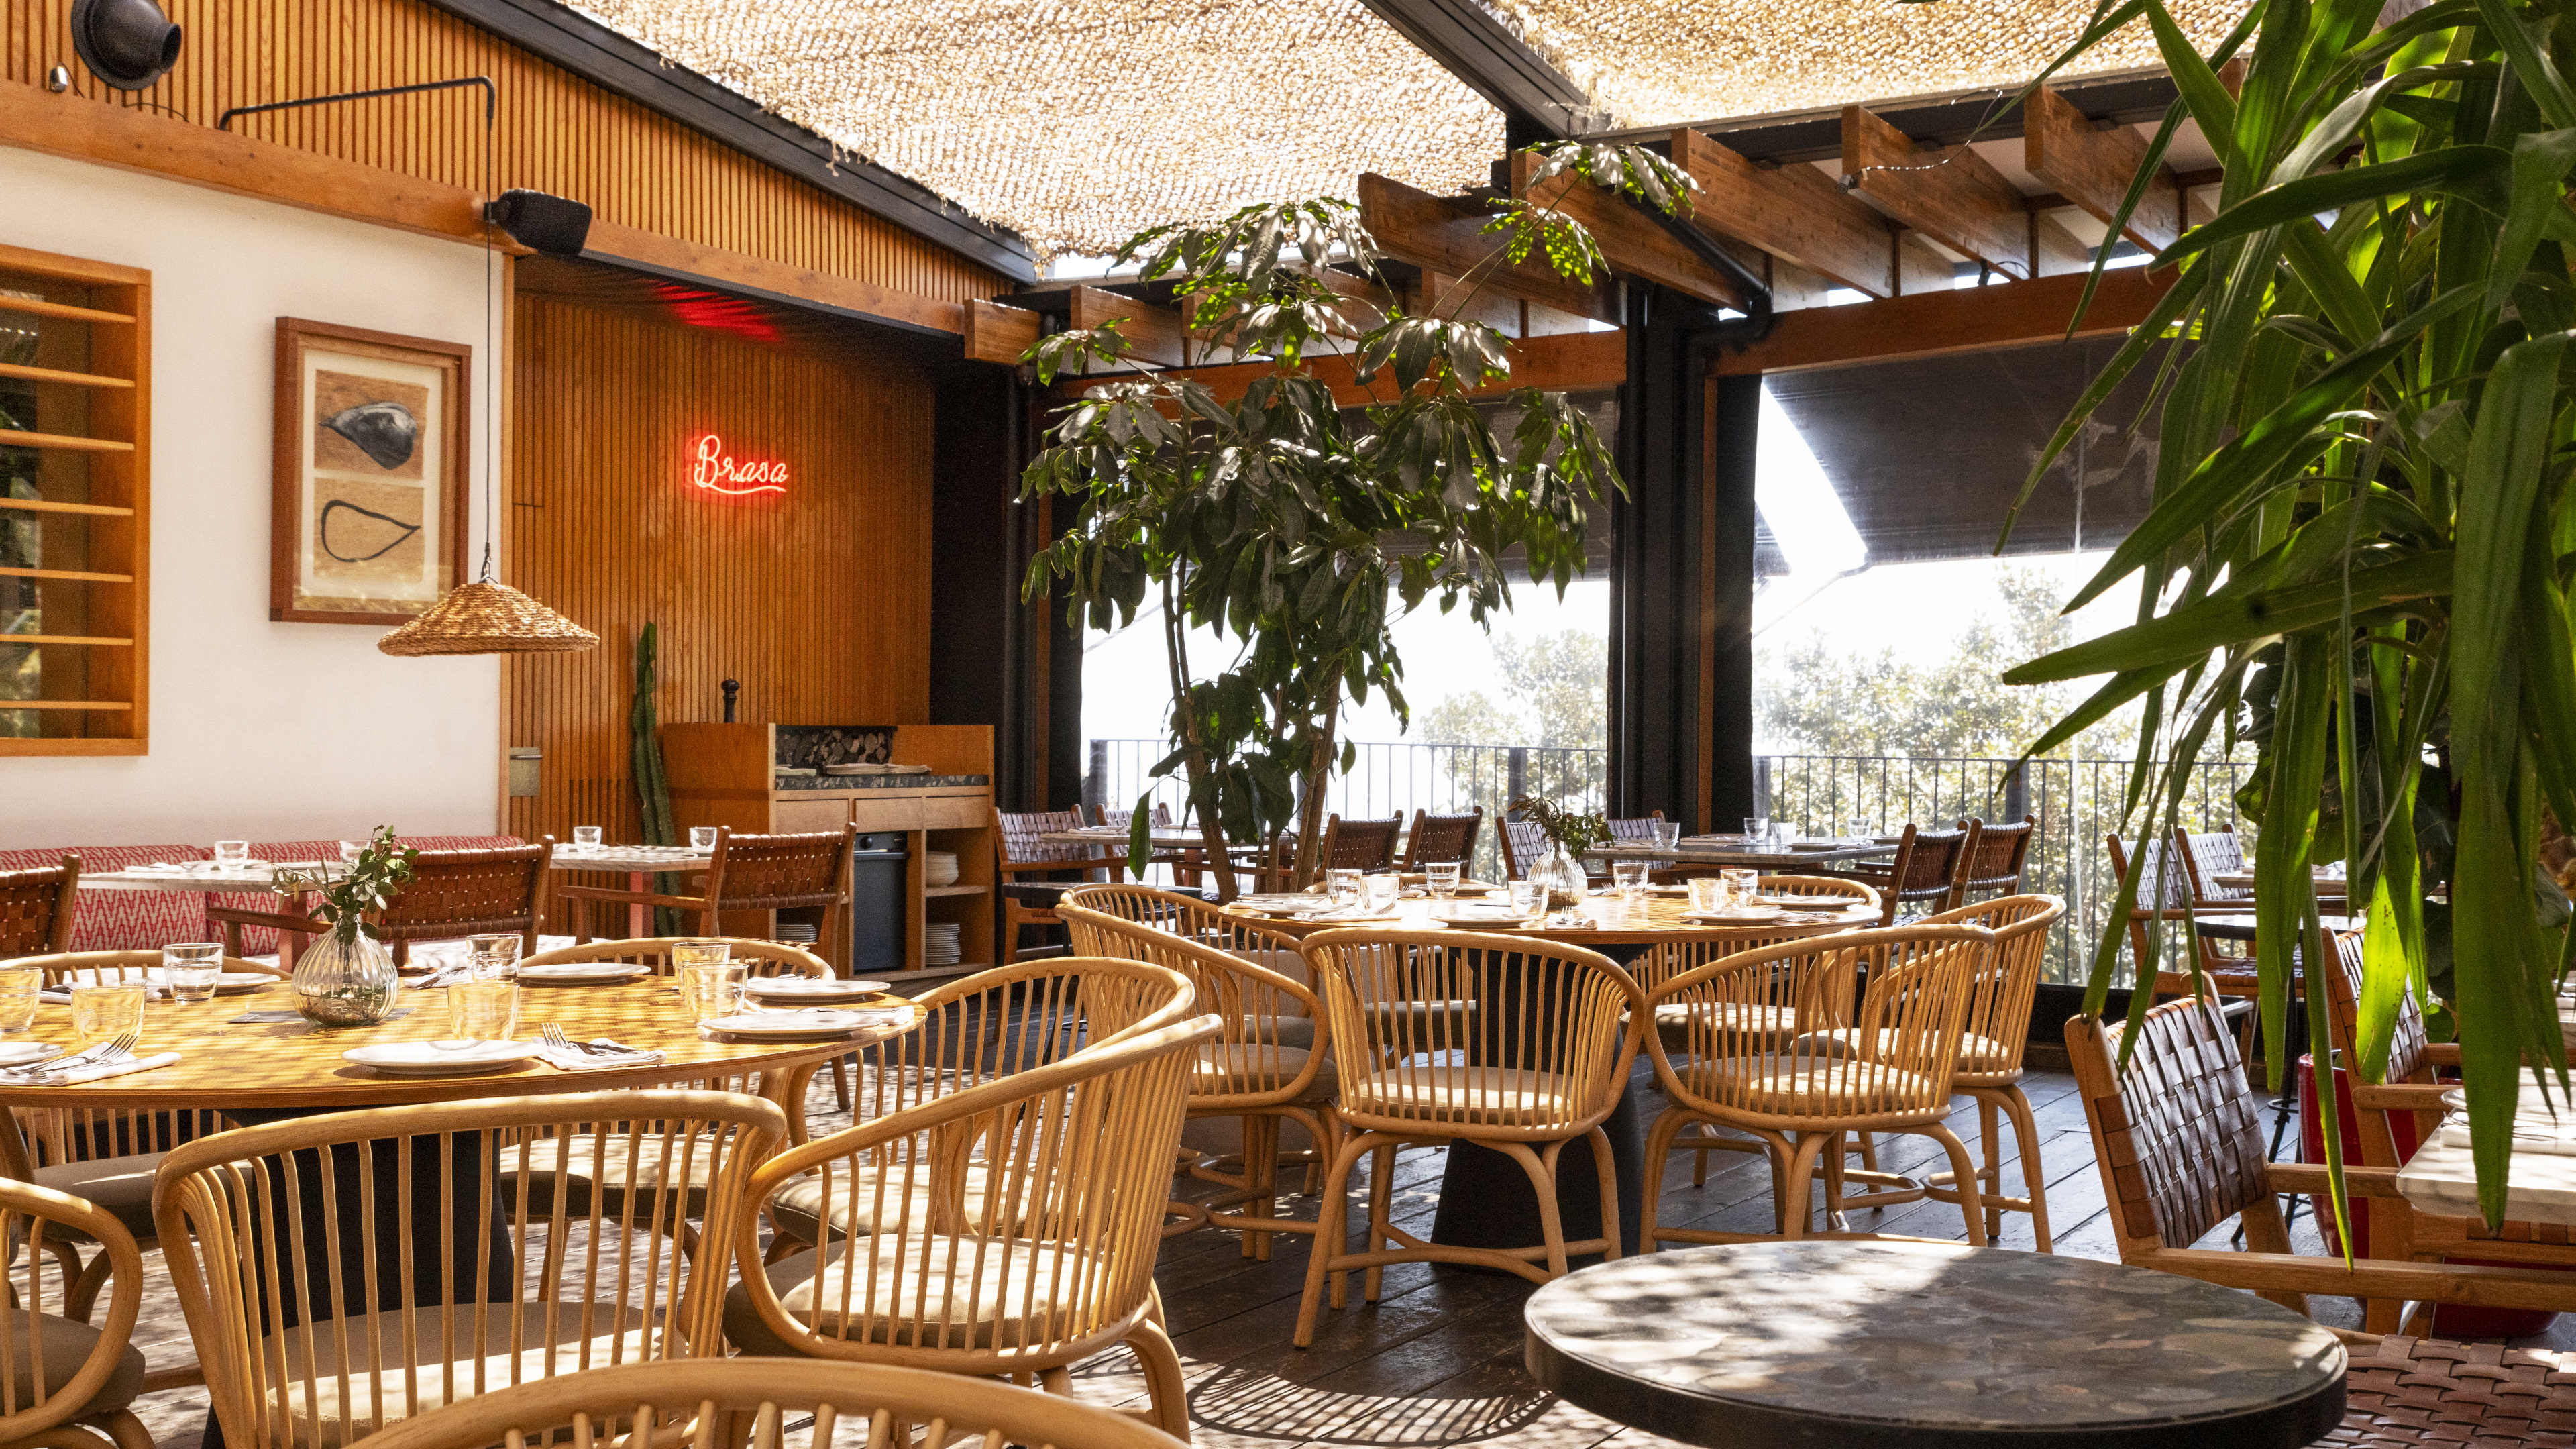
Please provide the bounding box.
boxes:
[1020,144,1693,898]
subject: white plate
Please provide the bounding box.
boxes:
[156,971,276,996]
[1680,908,1788,924]
[516,964,650,987]
[1760,896,1855,912]
[343,1041,539,1077]
[1430,906,1527,926]
[703,1009,906,1040]
[0,1042,62,1067]
[743,976,892,1002]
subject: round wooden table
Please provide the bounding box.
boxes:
[1525,1240,2348,1449]
[1222,891,1882,1261]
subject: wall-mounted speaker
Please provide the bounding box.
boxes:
[486,189,594,258]
[70,0,182,91]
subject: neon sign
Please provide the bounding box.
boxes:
[688,433,789,497]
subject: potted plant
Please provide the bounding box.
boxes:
[1512,794,1607,907]
[277,826,416,1026]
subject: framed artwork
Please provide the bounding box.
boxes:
[271,318,470,624]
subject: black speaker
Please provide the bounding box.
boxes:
[485,189,593,258]
[70,0,181,91]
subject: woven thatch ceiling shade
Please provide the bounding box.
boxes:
[1485,0,2250,129]
[570,0,1501,260]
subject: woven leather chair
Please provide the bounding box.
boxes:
[1637,924,1996,1252]
[726,1010,1218,1441]
[2175,825,2255,910]
[1316,814,1401,873]
[1398,808,1483,871]
[1913,894,2065,1248]
[0,856,78,959]
[2066,994,2576,1444]
[1291,928,1644,1347]
[994,808,1128,964]
[1839,824,1968,926]
[0,1179,154,1449]
[566,826,859,966]
[1498,818,1548,881]
[1945,816,2035,910]
[372,841,556,967]
[1061,885,1333,1258]
[156,1089,787,1449]
[2106,830,2265,1063]
[345,1358,1190,1449]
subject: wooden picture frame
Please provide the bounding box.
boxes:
[271,318,470,624]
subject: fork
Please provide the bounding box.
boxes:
[541,1024,634,1059]
[3,1030,138,1080]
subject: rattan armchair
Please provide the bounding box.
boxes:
[0,856,78,959]
[156,1089,788,1449]
[725,1012,1219,1441]
[0,1179,152,1449]
[1061,885,1333,1258]
[1637,924,1997,1252]
[1913,894,2065,1248]
[1291,928,1644,1348]
[342,1358,1190,1449]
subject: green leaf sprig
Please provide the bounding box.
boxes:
[277,826,417,943]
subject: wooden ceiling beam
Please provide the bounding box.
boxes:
[1667,128,1894,299]
[1069,285,1187,366]
[1042,327,1625,408]
[1358,173,1621,324]
[2023,85,2182,254]
[1841,105,2032,280]
[1509,152,1747,309]
[963,299,1042,364]
[1710,264,2171,375]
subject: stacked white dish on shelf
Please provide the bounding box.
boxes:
[924,851,960,888]
[924,920,963,967]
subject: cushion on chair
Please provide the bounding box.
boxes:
[31,1153,163,1243]
[1239,1013,1316,1050]
[765,1162,1031,1244]
[1794,1027,2017,1075]
[1680,1056,1945,1117]
[3,1312,146,1415]
[1193,1043,1336,1103]
[0,844,210,952]
[724,1237,1108,1354]
[502,1131,726,1216]
[1648,1001,1803,1054]
[1339,1064,1585,1125]
[260,1303,655,1446]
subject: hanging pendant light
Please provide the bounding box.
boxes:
[379,87,595,658]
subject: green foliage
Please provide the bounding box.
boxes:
[2012,0,2576,1228]
[1020,144,1685,894]
[278,826,416,945]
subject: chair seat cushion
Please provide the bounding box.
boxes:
[1195,1043,1336,1103]
[32,1153,163,1242]
[726,1236,1108,1354]
[766,1161,1030,1243]
[503,1133,720,1214]
[1648,1001,1804,1053]
[1239,1013,1316,1050]
[6,1312,145,1416]
[260,1303,655,1446]
[1681,1055,1945,1118]
[1798,1027,2018,1076]
[1341,1064,1586,1126]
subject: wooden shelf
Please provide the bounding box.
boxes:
[0,699,133,710]
[0,429,133,453]
[0,362,133,390]
[0,566,135,584]
[0,497,135,518]
[0,634,131,647]
[923,883,983,898]
[0,294,132,325]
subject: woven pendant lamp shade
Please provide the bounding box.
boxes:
[377,578,599,656]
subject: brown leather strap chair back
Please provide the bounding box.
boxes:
[997,808,1094,868]
[2176,826,2253,908]
[370,841,553,965]
[2065,996,2282,1258]
[1499,818,1548,881]
[708,824,857,965]
[1949,816,2035,909]
[1399,808,1483,869]
[1318,814,1401,872]
[1853,825,1967,925]
[0,856,78,959]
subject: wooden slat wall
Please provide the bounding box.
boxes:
[2,0,1001,307]
[503,291,933,848]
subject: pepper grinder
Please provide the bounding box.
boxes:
[721,679,740,723]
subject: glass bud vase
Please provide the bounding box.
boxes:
[1529,843,1590,908]
[293,926,401,1027]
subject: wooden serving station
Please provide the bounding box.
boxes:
[659,722,996,979]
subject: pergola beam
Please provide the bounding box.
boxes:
[1841,105,2032,280]
[1667,128,1895,299]
[1510,152,1748,309]
[1709,264,2173,375]
[1040,328,1625,408]
[1355,0,1593,140]
[2023,85,2183,255]
[1358,173,1621,323]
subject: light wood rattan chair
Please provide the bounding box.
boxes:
[1290,928,1645,1347]
[1945,816,2035,910]
[1912,893,2065,1248]
[1637,924,1996,1252]
[0,857,78,959]
[558,826,860,967]
[725,1011,1220,1441]
[1398,808,1483,871]
[0,1179,153,1449]
[995,809,1129,965]
[1061,885,1334,1258]
[342,1357,1190,1449]
[155,1089,787,1449]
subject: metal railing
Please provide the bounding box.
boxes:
[1083,739,2249,985]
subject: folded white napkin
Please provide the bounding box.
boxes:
[535,1038,665,1072]
[6,1051,182,1085]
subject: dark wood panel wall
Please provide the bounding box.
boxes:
[504,290,934,848]
[2,0,1002,307]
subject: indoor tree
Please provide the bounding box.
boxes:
[2005,0,2576,1225]
[1020,145,1688,898]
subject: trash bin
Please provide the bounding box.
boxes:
[848,832,908,977]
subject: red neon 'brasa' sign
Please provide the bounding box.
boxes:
[689,433,789,496]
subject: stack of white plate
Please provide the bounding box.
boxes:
[924,921,963,967]
[924,851,960,888]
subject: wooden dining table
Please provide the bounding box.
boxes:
[1214,888,1885,945]
[1582,839,1895,869]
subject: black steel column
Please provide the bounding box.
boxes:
[1708,372,1760,826]
[930,361,1057,810]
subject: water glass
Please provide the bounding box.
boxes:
[1425,861,1462,898]
[212,840,252,873]
[0,968,38,1035]
[162,942,225,1003]
[445,979,520,1042]
[1509,879,1547,918]
[679,961,746,1023]
[1652,820,1681,851]
[466,932,521,981]
[1726,867,1760,902]
[1326,869,1363,907]
[689,825,720,851]
[1611,860,1650,902]
[1743,818,1770,846]
[571,825,604,853]
[1362,873,1401,913]
[69,982,146,1049]
[1686,876,1729,913]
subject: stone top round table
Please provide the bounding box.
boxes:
[1524,1240,2347,1449]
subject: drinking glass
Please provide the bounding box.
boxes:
[1686,876,1729,914]
[689,825,720,851]
[337,840,363,865]
[162,942,224,1003]
[1743,818,1770,846]
[445,979,520,1042]
[1425,862,1462,898]
[1362,874,1401,913]
[1652,820,1681,851]
[1726,867,1760,902]
[1326,869,1363,907]
[69,983,146,1049]
[212,840,252,873]
[0,969,38,1035]
[466,932,521,981]
[1509,879,1547,918]
[679,961,746,1023]
[1611,860,1650,902]
[571,826,604,853]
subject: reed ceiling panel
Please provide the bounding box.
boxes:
[503,287,933,847]
[3,0,1002,304]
